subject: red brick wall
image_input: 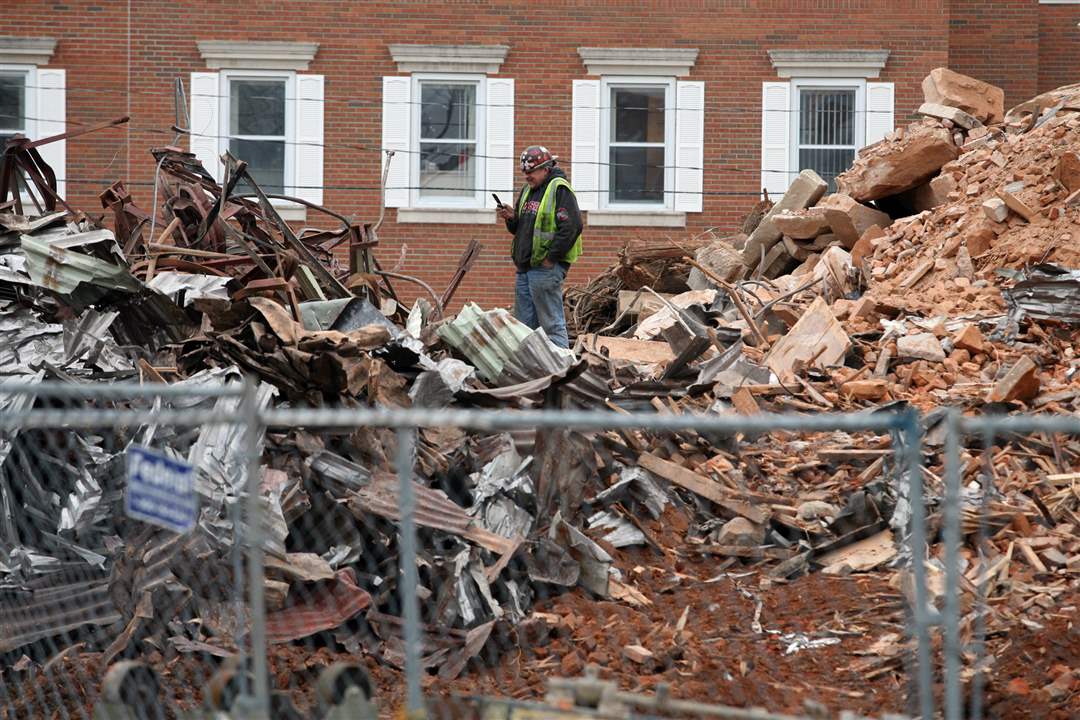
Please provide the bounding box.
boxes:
[948,0,1039,110]
[8,0,951,310]
[1039,3,1080,94]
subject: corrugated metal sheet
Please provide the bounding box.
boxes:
[21,228,142,295]
[348,474,515,556]
[0,570,121,653]
[265,568,370,644]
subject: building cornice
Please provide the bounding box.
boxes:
[388,44,509,74]
[768,49,890,79]
[197,41,319,71]
[577,47,699,76]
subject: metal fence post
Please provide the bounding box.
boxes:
[969,427,996,720]
[242,377,271,719]
[941,409,963,720]
[396,426,424,717]
[901,407,935,720]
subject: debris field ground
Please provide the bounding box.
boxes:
[1,67,1079,718]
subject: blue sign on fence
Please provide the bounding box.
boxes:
[126,444,197,534]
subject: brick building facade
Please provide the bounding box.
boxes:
[3,1,1077,310]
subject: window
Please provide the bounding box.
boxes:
[382,45,513,223]
[416,79,481,204]
[224,74,291,196]
[573,48,702,225]
[793,81,865,193]
[606,83,670,205]
[191,41,323,219]
[761,49,893,197]
[0,51,65,202]
[0,71,28,145]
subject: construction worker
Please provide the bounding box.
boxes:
[496,145,583,349]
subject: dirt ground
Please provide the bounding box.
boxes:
[5,546,1076,719]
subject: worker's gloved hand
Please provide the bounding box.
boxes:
[496,205,515,221]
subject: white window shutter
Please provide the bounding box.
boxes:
[484,78,514,209]
[571,79,600,211]
[35,69,66,198]
[189,72,221,182]
[761,82,791,197]
[674,81,704,213]
[865,82,895,148]
[381,76,411,208]
[294,74,324,205]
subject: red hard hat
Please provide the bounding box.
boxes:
[520,145,557,173]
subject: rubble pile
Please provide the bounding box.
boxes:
[554,69,1080,715]
[0,71,1078,717]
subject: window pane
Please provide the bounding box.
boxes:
[230,138,286,194]
[420,84,475,141]
[613,88,665,143]
[230,79,286,136]
[419,142,476,198]
[799,89,855,146]
[609,146,664,203]
[0,75,25,132]
[799,148,855,192]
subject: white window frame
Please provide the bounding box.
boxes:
[409,73,486,210]
[1,65,40,206]
[218,69,296,198]
[789,78,866,185]
[599,76,676,211]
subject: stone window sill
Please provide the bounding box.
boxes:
[397,208,498,224]
[585,210,686,228]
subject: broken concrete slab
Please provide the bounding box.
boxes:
[772,208,830,240]
[982,197,1009,223]
[841,378,889,401]
[922,67,1005,124]
[818,194,894,248]
[987,355,1040,403]
[897,333,945,362]
[996,186,1039,222]
[742,170,828,267]
[716,517,765,547]
[962,216,998,257]
[952,324,987,354]
[1054,151,1080,192]
[687,238,747,290]
[616,290,670,320]
[850,225,885,268]
[836,123,960,202]
[765,296,850,381]
[929,173,959,204]
[918,102,982,130]
[782,235,815,262]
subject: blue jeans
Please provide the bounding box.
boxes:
[514,264,569,348]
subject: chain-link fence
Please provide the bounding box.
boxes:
[0,375,269,719]
[3,381,1077,719]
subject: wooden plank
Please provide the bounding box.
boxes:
[898,259,934,290]
[818,529,896,574]
[637,452,769,524]
[1017,539,1048,574]
[731,387,760,415]
[578,334,675,364]
[690,544,791,560]
[818,448,893,463]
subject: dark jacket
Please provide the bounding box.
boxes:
[505,167,583,272]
